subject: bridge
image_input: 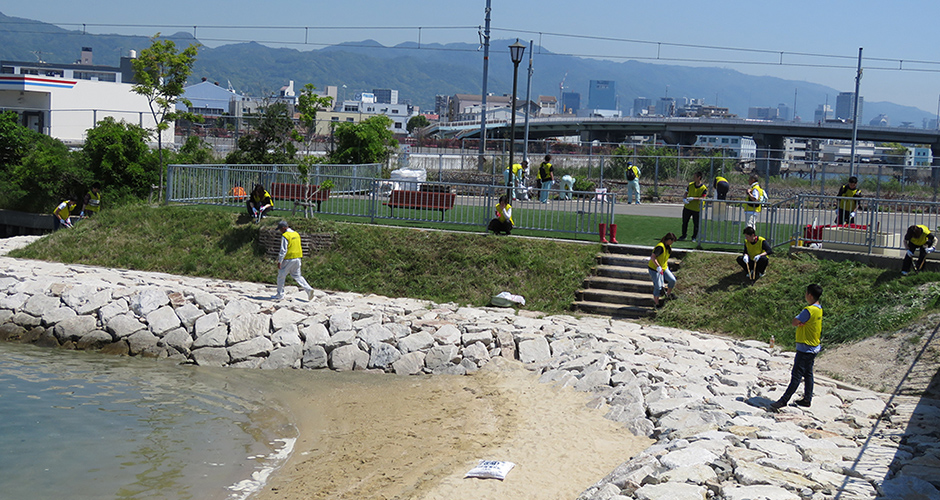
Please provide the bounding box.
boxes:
[429,116,940,173]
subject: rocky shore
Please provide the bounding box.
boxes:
[1,236,938,500]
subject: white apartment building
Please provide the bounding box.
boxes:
[0,48,171,146]
[693,135,757,160]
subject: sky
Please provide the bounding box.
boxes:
[5,0,940,114]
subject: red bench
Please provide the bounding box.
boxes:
[269,182,331,212]
[384,190,456,221]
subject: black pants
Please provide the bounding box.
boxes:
[778,350,816,404]
[488,218,512,235]
[680,207,700,239]
[715,181,729,200]
[902,243,928,272]
[835,208,854,225]
[736,255,768,276]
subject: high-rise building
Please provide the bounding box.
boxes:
[814,104,834,123]
[587,80,617,110]
[434,95,451,118]
[748,107,779,120]
[561,92,580,114]
[835,92,863,122]
[777,103,791,122]
[656,97,675,117]
[633,97,652,116]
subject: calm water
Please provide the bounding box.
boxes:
[0,342,297,500]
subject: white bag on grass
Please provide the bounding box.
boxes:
[464,460,515,480]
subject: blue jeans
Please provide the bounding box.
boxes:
[627,180,641,204]
[647,268,676,298]
[539,180,554,202]
[778,350,816,404]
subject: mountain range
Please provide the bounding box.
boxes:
[0,11,933,127]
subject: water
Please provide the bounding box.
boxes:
[0,342,297,500]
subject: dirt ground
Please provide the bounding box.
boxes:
[818,313,940,400]
[251,358,652,500]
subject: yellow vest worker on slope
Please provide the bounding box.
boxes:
[52,200,77,230]
[487,195,515,235]
[274,220,314,301]
[902,224,936,275]
[82,182,102,217]
[736,226,773,280]
[770,284,823,411]
[647,233,678,308]
[744,174,766,229]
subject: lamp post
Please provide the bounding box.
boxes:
[507,39,526,198]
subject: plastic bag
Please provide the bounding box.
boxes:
[465,460,515,480]
[490,291,525,307]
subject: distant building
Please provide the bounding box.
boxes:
[538,95,558,115]
[339,98,415,133]
[835,92,863,122]
[446,94,512,122]
[906,147,932,166]
[693,135,756,160]
[777,103,791,122]
[587,80,617,110]
[633,97,652,116]
[434,95,451,117]
[655,97,675,117]
[561,92,580,114]
[869,114,889,127]
[678,103,735,119]
[814,104,834,123]
[748,107,779,120]
[372,89,398,105]
[0,48,171,146]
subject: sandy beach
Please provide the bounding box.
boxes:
[252,358,652,500]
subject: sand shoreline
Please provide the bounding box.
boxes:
[251,358,652,500]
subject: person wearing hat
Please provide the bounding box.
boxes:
[274,220,314,300]
[625,162,641,204]
[52,200,77,230]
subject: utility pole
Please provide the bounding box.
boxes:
[849,48,863,178]
[477,0,492,174]
[523,40,533,164]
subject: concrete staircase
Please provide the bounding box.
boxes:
[573,244,684,319]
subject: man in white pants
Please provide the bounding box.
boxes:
[274,220,314,300]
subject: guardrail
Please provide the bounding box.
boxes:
[167,164,615,236]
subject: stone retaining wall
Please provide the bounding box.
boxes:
[257,229,335,260]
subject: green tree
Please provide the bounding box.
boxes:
[225,102,297,164]
[81,117,158,199]
[293,84,334,176]
[880,142,908,165]
[173,135,216,164]
[329,115,398,165]
[131,34,200,200]
[0,111,32,166]
[406,114,430,134]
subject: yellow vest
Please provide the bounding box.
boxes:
[283,229,303,260]
[747,183,764,212]
[85,191,101,213]
[539,162,553,181]
[795,304,822,347]
[253,189,273,204]
[838,186,861,211]
[911,225,931,247]
[745,236,766,258]
[649,242,670,271]
[497,203,514,225]
[715,176,728,184]
[53,202,73,220]
[510,163,523,176]
[684,182,708,211]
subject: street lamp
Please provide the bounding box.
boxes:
[507,39,526,198]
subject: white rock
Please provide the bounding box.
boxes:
[518,336,551,364]
[721,485,799,500]
[174,302,204,331]
[634,482,707,500]
[194,312,220,336]
[192,290,224,312]
[359,323,396,345]
[369,342,402,369]
[228,336,274,362]
[302,323,330,346]
[53,315,97,341]
[107,313,147,338]
[192,347,229,367]
[261,345,302,370]
[194,325,228,348]
[228,313,271,343]
[161,328,194,354]
[461,341,490,367]
[271,308,306,331]
[329,310,353,334]
[660,446,718,469]
[23,294,61,317]
[302,345,328,369]
[131,288,169,316]
[147,306,182,336]
[221,299,260,322]
[432,323,461,344]
[425,344,460,370]
[398,331,435,353]
[330,344,369,371]
[393,351,425,375]
[42,306,77,326]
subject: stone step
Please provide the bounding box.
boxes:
[571,300,651,319]
[594,264,654,281]
[582,275,652,294]
[576,288,654,307]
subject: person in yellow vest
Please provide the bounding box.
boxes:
[487,195,514,235]
[52,200,77,230]
[835,176,862,225]
[248,184,274,222]
[274,220,314,300]
[625,162,641,204]
[648,232,678,308]
[713,175,729,200]
[744,174,766,229]
[679,172,708,241]
[81,182,102,217]
[538,155,554,203]
[507,160,528,200]
[770,283,823,411]
[902,224,936,275]
[736,226,773,280]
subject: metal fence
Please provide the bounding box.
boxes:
[699,195,940,256]
[166,163,615,235]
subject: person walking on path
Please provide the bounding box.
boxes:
[248,184,274,222]
[736,226,773,280]
[487,195,514,235]
[770,283,823,411]
[679,172,708,241]
[52,200,77,230]
[273,220,314,300]
[902,224,936,275]
[625,162,641,204]
[648,233,677,308]
[835,176,862,225]
[744,174,766,229]
[81,182,102,217]
[713,175,729,200]
[538,155,555,203]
